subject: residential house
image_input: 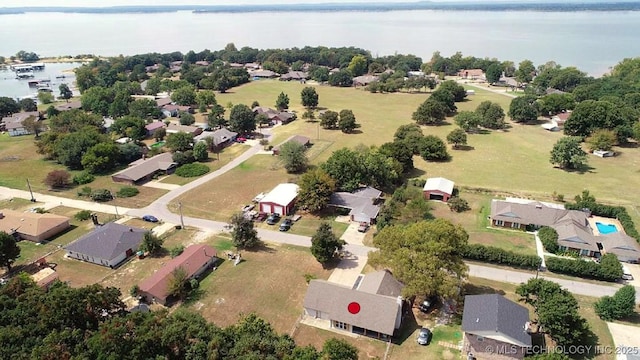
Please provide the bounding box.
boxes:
[165,123,203,136]
[328,187,382,224]
[1,111,40,136]
[145,64,159,73]
[112,152,177,185]
[490,199,640,260]
[195,61,210,67]
[161,104,194,118]
[244,62,261,70]
[459,69,485,80]
[145,121,166,137]
[54,100,82,112]
[5,121,30,136]
[462,294,532,360]
[155,97,173,108]
[253,106,296,125]
[250,70,278,78]
[194,127,238,149]
[272,135,311,155]
[138,244,218,305]
[280,71,308,81]
[0,209,70,242]
[353,75,379,87]
[259,183,299,215]
[303,270,404,339]
[423,177,455,202]
[64,223,146,268]
[552,112,571,127]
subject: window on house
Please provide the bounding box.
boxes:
[580,249,590,256]
[495,220,504,226]
[333,321,347,330]
[511,222,520,228]
[476,336,484,342]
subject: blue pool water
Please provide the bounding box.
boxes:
[596,222,618,235]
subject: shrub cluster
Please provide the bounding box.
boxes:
[73,171,95,185]
[117,186,139,198]
[74,210,92,221]
[175,163,210,178]
[462,244,542,269]
[594,285,636,321]
[545,253,623,282]
[90,189,113,202]
[538,226,559,253]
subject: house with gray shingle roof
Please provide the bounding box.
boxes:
[64,223,146,268]
[194,127,238,148]
[303,270,405,339]
[328,187,382,224]
[112,152,177,185]
[462,294,532,360]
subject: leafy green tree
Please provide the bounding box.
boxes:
[167,267,190,301]
[49,109,103,133]
[328,70,354,87]
[179,111,195,125]
[0,231,21,272]
[230,212,260,249]
[111,116,146,141]
[508,95,539,123]
[145,76,162,95]
[412,98,447,125]
[360,147,401,189]
[438,80,467,102]
[321,148,363,192]
[207,104,226,128]
[59,84,73,102]
[301,86,319,109]
[18,98,37,112]
[586,129,617,152]
[516,278,591,348]
[128,98,160,119]
[301,109,315,122]
[228,104,256,134]
[140,231,164,256]
[379,141,414,173]
[319,110,339,129]
[54,126,108,170]
[429,89,457,114]
[321,338,358,360]
[475,101,506,129]
[594,285,636,321]
[196,90,217,110]
[286,346,321,360]
[347,54,368,77]
[275,92,290,110]
[37,91,54,104]
[371,219,468,298]
[310,66,330,82]
[255,113,270,129]
[598,253,623,280]
[549,136,587,170]
[171,85,197,106]
[420,135,449,161]
[81,142,121,174]
[154,127,167,141]
[446,128,468,149]
[166,131,194,152]
[0,97,20,118]
[454,111,481,132]
[485,63,503,84]
[447,197,470,212]
[81,86,115,116]
[538,226,559,253]
[537,93,575,116]
[515,59,536,84]
[297,168,336,212]
[310,223,345,266]
[193,141,208,162]
[338,109,358,133]
[564,100,634,142]
[279,141,308,173]
[21,116,45,138]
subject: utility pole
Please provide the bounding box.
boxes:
[26,178,36,202]
[178,202,185,229]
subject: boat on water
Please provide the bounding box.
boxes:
[16,71,35,79]
[36,84,52,92]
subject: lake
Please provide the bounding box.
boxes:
[1,9,640,98]
[0,62,79,100]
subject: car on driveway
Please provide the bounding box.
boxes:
[266,213,280,225]
[279,219,293,231]
[142,215,159,223]
[419,295,437,313]
[357,222,369,233]
[416,327,432,345]
[236,137,247,143]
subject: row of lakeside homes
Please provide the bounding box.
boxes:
[491,198,640,263]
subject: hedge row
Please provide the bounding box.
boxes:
[538,226,559,254]
[545,253,622,282]
[462,244,542,270]
[566,202,640,241]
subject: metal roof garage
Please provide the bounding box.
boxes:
[259,183,299,215]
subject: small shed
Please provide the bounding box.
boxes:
[423,177,454,202]
[259,183,300,215]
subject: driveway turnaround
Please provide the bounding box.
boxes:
[606,322,640,353]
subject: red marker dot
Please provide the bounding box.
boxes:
[348,302,361,314]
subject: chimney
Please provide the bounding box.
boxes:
[129,228,133,232]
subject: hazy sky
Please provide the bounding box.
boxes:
[3,0,480,7]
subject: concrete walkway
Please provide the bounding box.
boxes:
[606,322,640,353]
[533,231,547,269]
[142,181,181,191]
[340,222,366,246]
[327,254,368,287]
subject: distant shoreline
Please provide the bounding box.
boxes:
[1,2,640,15]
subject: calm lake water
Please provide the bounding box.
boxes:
[1,10,640,98]
[0,62,79,100]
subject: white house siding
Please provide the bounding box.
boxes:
[66,250,128,268]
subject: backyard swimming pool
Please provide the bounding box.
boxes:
[596,222,618,235]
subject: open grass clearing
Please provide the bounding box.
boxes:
[188,241,333,334]
[0,198,43,211]
[430,191,537,256]
[293,325,388,360]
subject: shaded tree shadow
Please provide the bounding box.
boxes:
[391,307,421,345]
[463,282,506,296]
[559,164,596,175]
[617,141,639,149]
[452,145,475,151]
[346,129,363,135]
[405,168,426,178]
[242,242,277,253]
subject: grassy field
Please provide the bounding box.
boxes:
[215,80,640,208]
[430,191,538,255]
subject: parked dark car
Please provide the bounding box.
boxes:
[142,215,159,223]
[416,327,432,345]
[419,296,438,313]
[279,219,293,231]
[266,213,280,225]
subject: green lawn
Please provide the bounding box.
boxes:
[159,144,251,185]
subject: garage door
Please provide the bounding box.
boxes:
[429,194,444,201]
[260,203,271,213]
[273,205,284,215]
